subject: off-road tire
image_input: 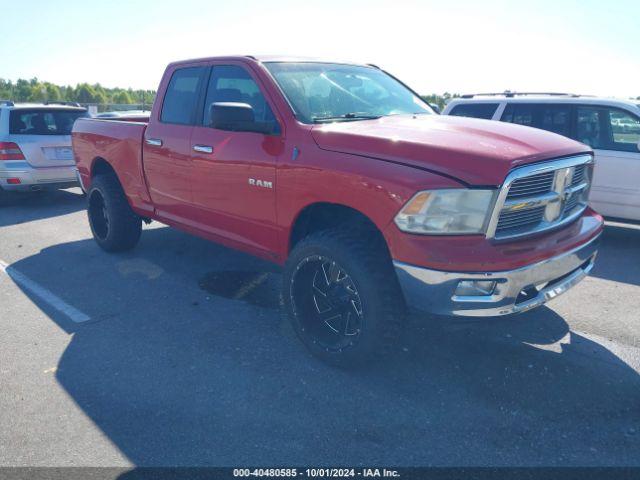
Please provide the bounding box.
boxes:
[87,174,142,252]
[283,229,405,367]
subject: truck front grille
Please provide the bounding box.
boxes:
[488,155,593,240]
[506,171,555,199]
[495,206,546,235]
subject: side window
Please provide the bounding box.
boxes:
[449,103,499,120]
[576,107,604,149]
[608,108,640,152]
[203,65,278,132]
[576,107,640,152]
[502,104,571,137]
[161,66,206,125]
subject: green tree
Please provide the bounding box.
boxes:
[112,90,133,104]
[75,83,97,103]
[45,83,62,102]
[93,89,108,105]
[93,83,108,103]
[15,79,32,101]
[28,82,48,102]
[61,85,75,102]
[420,93,461,110]
[0,77,156,105]
[0,79,14,100]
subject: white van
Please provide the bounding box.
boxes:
[443,94,640,222]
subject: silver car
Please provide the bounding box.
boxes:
[0,101,88,204]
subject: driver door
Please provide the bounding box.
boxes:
[189,63,284,256]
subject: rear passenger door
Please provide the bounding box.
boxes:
[189,63,284,257]
[501,103,572,138]
[574,106,640,221]
[143,65,207,222]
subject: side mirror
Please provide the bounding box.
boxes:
[429,103,441,115]
[209,102,273,134]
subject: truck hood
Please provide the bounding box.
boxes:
[311,114,591,185]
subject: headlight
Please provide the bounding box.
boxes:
[394,189,495,234]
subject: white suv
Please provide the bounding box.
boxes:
[442,94,640,222]
[0,101,88,205]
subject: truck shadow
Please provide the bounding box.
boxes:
[7,225,640,466]
[0,188,85,227]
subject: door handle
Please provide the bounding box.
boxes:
[193,144,213,154]
[145,138,163,147]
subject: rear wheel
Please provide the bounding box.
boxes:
[283,229,405,367]
[87,174,142,252]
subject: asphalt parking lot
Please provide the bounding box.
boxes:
[1,188,639,468]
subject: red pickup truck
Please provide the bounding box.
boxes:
[72,56,603,366]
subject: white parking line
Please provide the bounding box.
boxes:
[0,259,91,323]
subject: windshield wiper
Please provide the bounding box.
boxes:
[312,113,382,123]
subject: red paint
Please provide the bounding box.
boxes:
[0,142,25,161]
[72,56,602,268]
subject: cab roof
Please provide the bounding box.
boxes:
[168,55,377,68]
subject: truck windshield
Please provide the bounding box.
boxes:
[264,62,432,124]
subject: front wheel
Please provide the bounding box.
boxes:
[283,229,405,367]
[87,174,142,252]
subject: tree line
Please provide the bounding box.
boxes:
[421,93,461,110]
[0,78,156,106]
[1,78,637,110]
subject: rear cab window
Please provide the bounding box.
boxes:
[9,109,88,135]
[448,103,499,120]
[160,66,207,125]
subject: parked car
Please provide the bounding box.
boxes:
[0,101,88,205]
[95,110,150,120]
[443,93,640,222]
[72,57,603,366]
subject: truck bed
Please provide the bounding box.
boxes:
[72,117,153,214]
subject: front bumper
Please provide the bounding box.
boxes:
[394,233,600,317]
[0,162,78,191]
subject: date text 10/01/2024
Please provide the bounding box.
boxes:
[232,468,401,477]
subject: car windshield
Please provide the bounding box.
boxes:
[264,62,432,124]
[9,109,88,135]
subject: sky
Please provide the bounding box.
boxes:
[1,0,639,98]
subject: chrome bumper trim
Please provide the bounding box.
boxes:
[393,234,601,317]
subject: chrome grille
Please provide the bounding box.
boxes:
[564,191,580,213]
[571,164,586,187]
[506,171,555,199]
[496,206,545,234]
[488,155,593,240]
